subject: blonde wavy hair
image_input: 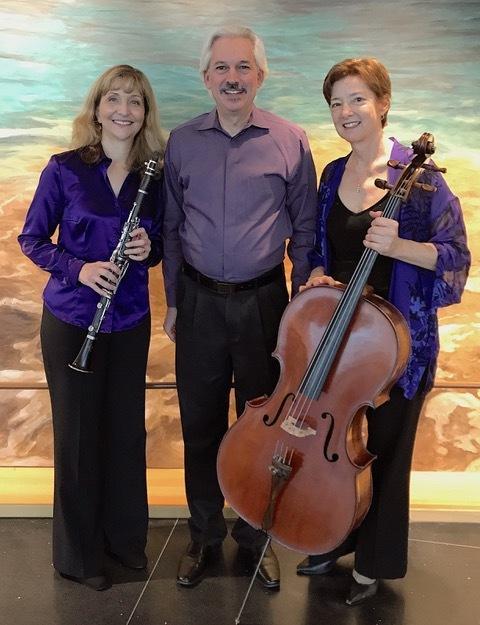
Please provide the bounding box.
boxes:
[71,64,165,171]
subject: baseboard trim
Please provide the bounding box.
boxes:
[0,504,479,523]
[1,468,479,521]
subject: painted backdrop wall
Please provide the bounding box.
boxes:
[1,0,479,471]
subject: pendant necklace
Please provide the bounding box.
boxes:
[350,162,365,193]
[355,174,365,193]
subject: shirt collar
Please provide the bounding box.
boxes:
[197,105,270,132]
[248,106,270,129]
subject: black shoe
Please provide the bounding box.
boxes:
[106,549,147,570]
[176,541,212,587]
[257,544,280,589]
[238,544,280,590]
[346,579,379,606]
[59,572,111,591]
[296,556,336,576]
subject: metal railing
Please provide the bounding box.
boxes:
[0,381,479,390]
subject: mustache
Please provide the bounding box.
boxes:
[220,82,246,93]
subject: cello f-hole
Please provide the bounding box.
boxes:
[322,412,339,462]
[263,392,295,426]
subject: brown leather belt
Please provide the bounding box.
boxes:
[183,262,283,295]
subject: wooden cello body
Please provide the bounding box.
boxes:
[217,133,440,556]
[217,285,410,554]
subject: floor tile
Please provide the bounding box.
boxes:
[0,519,478,625]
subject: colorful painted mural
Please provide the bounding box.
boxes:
[1,0,479,470]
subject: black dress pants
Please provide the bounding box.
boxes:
[175,268,289,548]
[310,381,427,579]
[40,307,150,577]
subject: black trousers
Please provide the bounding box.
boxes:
[311,380,427,579]
[175,268,289,548]
[40,306,150,577]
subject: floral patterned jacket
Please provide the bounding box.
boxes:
[309,138,471,398]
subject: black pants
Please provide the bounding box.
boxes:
[175,269,289,548]
[311,381,427,579]
[40,307,150,577]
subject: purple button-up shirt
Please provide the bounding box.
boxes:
[309,138,470,398]
[18,149,163,332]
[162,106,317,306]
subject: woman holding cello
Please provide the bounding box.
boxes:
[296,58,470,604]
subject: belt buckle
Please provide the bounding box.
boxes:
[215,281,236,295]
[235,280,254,291]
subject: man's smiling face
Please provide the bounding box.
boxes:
[203,36,264,119]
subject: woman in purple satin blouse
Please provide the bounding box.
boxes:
[18,65,165,591]
[296,58,470,605]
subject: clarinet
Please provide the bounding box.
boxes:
[69,152,160,373]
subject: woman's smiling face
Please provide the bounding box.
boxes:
[96,81,145,144]
[329,74,389,144]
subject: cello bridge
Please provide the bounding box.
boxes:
[281,414,316,438]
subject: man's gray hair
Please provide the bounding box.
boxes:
[199,25,269,78]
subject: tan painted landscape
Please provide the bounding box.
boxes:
[1,135,479,470]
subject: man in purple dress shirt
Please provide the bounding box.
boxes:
[162,25,317,588]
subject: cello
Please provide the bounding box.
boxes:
[217,133,443,559]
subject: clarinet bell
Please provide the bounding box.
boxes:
[68,336,94,373]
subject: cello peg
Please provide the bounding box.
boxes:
[421,162,447,174]
[413,181,437,192]
[374,178,393,190]
[387,159,406,170]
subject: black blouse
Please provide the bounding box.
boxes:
[327,192,393,299]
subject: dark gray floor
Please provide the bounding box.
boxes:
[0,519,479,625]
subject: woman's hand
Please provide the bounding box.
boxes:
[78,261,121,296]
[163,306,177,342]
[124,227,151,261]
[365,210,438,269]
[299,268,336,292]
[364,210,400,257]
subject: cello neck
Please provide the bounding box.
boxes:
[299,192,403,401]
[299,131,439,401]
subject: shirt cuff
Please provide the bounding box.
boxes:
[67,257,86,287]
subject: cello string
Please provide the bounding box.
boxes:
[285,238,385,425]
[301,176,412,404]
[284,174,412,431]
[288,447,294,465]
[303,194,406,402]
[280,161,416,431]
[283,145,427,427]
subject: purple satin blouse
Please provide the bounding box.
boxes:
[18,149,163,332]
